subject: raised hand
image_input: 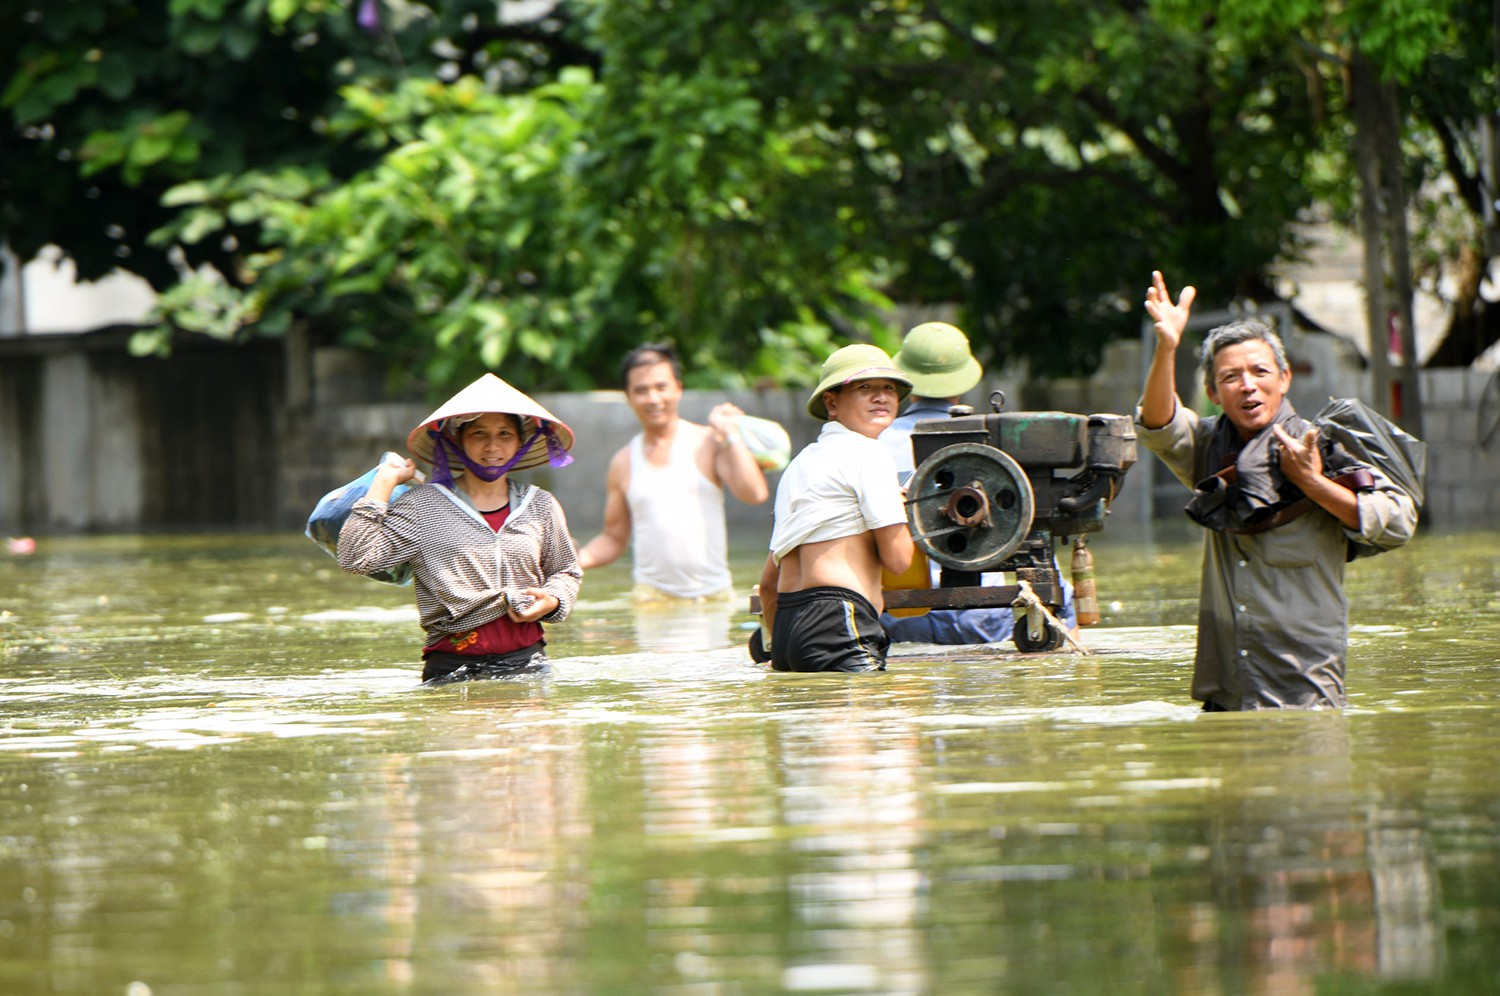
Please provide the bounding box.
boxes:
[1144,270,1197,351]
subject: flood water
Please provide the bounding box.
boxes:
[2,527,1498,994]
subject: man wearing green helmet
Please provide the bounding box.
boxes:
[757,344,916,672]
[879,321,983,474]
[879,322,1077,645]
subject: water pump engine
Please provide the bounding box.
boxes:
[895,391,1137,651]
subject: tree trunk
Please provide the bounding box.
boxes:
[1376,76,1425,438]
[1352,53,1394,419]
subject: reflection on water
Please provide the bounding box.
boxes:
[0,529,1498,993]
[631,594,739,655]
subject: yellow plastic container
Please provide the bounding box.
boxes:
[881,546,932,618]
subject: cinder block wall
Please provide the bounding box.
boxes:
[991,335,1500,531]
[3,334,1496,536]
[1418,368,1500,525]
[0,331,284,533]
[285,377,818,550]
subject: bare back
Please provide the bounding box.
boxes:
[777,525,909,613]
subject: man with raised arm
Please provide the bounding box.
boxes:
[758,344,915,672]
[1138,270,1417,710]
[577,343,769,601]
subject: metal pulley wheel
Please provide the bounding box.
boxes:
[905,442,1035,572]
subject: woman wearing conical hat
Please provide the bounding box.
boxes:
[337,373,582,684]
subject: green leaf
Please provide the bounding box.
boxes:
[221,19,260,61]
[178,208,227,244]
[176,20,223,57]
[95,54,136,100]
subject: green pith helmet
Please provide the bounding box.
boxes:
[892,321,983,399]
[806,344,913,420]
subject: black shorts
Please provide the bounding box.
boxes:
[770,586,890,673]
[421,641,548,685]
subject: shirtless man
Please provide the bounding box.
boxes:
[758,344,915,672]
[577,343,769,599]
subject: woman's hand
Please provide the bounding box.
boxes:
[368,456,418,503]
[507,588,559,623]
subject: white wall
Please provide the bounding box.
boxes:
[0,245,156,337]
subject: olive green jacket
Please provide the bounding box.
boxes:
[1136,403,1417,710]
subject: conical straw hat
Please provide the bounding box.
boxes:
[406,373,575,474]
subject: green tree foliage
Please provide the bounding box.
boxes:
[3,0,1495,392]
[1155,0,1498,367]
[4,0,886,389]
[2,0,388,289]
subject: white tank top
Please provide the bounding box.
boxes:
[626,429,731,598]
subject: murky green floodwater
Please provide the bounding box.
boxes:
[1,527,1498,994]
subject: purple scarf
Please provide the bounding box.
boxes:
[428,420,573,488]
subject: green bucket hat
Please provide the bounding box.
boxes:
[806,344,912,420]
[893,321,982,398]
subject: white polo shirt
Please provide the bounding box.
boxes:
[770,420,907,565]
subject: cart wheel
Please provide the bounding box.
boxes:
[1013,615,1066,653]
[748,626,772,664]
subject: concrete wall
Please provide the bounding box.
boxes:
[3,332,1497,537]
[1004,333,1500,530]
[286,363,819,550]
[0,329,285,533]
[1417,367,1500,524]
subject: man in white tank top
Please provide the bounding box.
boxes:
[577,344,769,599]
